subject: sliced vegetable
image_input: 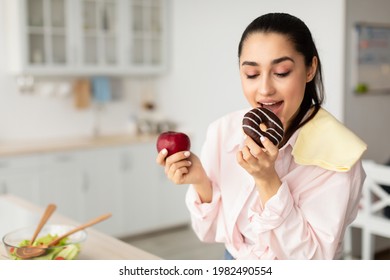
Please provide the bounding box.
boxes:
[10,234,80,260]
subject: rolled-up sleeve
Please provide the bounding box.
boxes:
[249,183,294,233]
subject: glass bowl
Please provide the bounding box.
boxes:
[2,224,87,260]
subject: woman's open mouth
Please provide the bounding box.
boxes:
[259,101,283,115]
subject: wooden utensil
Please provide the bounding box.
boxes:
[30,204,57,245]
[15,213,112,259]
[15,203,57,258]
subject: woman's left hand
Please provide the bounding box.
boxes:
[237,135,278,178]
[236,135,282,203]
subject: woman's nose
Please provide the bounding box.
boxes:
[258,75,275,96]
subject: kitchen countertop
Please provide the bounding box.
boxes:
[0,133,157,157]
[0,194,160,260]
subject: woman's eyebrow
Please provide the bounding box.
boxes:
[241,61,258,67]
[272,56,295,65]
[241,56,295,67]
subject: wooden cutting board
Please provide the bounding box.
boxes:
[73,79,91,109]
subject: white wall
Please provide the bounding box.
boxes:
[0,0,346,150]
[157,0,346,152]
[345,0,390,163]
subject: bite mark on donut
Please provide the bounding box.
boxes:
[259,123,267,132]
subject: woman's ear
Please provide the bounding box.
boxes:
[306,56,318,83]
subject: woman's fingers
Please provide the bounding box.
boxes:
[243,136,265,159]
[243,135,278,158]
[237,135,280,178]
[156,150,209,186]
[156,148,168,165]
[156,149,191,166]
[165,151,191,165]
[164,151,190,172]
[172,167,190,184]
[259,136,279,158]
[166,159,192,178]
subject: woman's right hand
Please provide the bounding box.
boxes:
[156,149,208,185]
[156,149,213,203]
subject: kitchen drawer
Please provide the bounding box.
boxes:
[40,151,85,165]
[0,155,42,170]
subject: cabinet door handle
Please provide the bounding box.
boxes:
[121,154,131,171]
[55,155,74,162]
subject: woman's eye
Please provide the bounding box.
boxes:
[275,71,290,78]
[246,74,259,79]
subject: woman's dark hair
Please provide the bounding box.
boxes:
[238,13,324,146]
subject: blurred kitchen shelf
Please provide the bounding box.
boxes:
[5,0,169,76]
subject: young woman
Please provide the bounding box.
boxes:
[156,13,367,259]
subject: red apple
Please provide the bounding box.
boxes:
[156,131,191,157]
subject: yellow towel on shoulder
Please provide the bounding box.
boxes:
[292,108,367,172]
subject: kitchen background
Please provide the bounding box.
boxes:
[0,0,389,259]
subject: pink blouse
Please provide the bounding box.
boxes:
[185,109,366,259]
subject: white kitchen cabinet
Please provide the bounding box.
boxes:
[81,148,124,236]
[0,140,188,237]
[155,168,189,228]
[39,149,124,236]
[39,151,86,221]
[5,0,73,75]
[121,0,169,73]
[5,0,169,75]
[120,143,161,235]
[72,0,122,73]
[0,155,41,205]
[119,142,189,236]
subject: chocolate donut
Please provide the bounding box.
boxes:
[242,107,284,148]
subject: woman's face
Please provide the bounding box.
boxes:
[239,32,317,131]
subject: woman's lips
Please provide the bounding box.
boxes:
[259,101,283,115]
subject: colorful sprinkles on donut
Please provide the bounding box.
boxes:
[242,107,284,148]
